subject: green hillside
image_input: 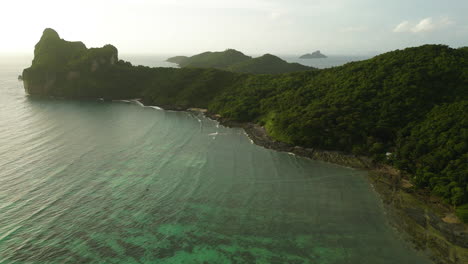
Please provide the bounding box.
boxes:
[171,49,251,69]
[228,54,311,74]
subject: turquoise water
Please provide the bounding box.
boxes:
[0,56,431,263]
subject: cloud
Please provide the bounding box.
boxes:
[413,18,437,32]
[393,17,455,33]
[393,21,411,32]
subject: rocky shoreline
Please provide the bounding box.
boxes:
[196,109,467,264]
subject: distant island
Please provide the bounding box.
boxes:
[167,49,313,74]
[300,51,327,59]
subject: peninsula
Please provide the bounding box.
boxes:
[22,28,468,264]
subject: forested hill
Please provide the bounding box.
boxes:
[22,29,468,221]
[168,49,251,68]
[166,49,313,74]
[227,54,312,74]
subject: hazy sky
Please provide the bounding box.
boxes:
[1,0,467,55]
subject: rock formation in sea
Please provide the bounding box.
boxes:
[300,50,327,59]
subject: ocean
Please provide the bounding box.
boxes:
[281,55,372,69]
[0,55,430,263]
[119,54,372,69]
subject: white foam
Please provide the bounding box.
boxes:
[131,100,144,107]
[148,106,163,110]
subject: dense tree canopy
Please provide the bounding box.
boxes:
[227,54,311,74]
[396,101,467,205]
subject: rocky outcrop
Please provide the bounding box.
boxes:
[23,71,57,95]
[300,50,327,59]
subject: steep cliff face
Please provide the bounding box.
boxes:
[22,28,119,98]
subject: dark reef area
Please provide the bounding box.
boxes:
[22,28,468,264]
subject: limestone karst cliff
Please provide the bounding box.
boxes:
[22,28,119,97]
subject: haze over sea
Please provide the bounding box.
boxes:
[0,55,430,263]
